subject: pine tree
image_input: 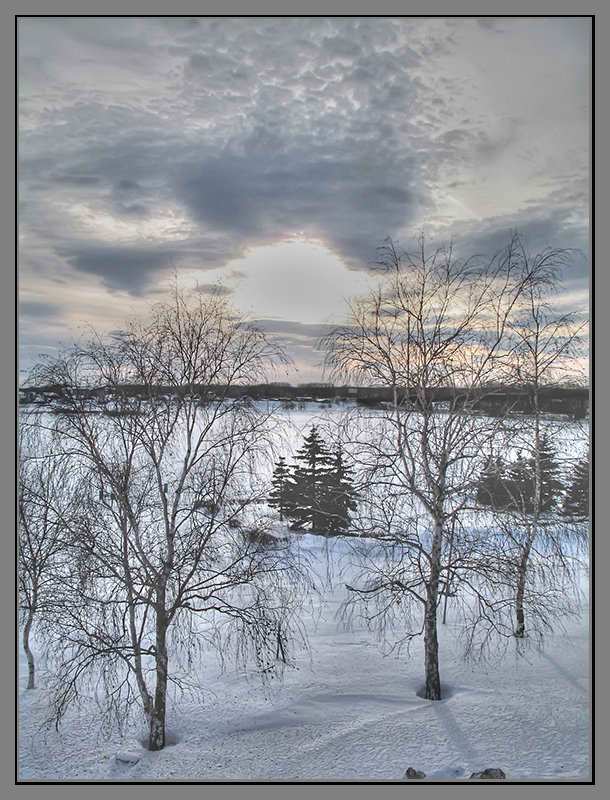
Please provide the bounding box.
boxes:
[506,452,535,512]
[267,456,294,522]
[505,434,564,514]
[562,455,589,519]
[530,432,564,513]
[476,456,496,507]
[476,456,511,508]
[287,426,334,531]
[325,448,359,534]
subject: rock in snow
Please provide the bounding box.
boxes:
[404,767,426,779]
[470,768,506,779]
[115,751,141,765]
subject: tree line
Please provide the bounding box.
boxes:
[476,433,589,518]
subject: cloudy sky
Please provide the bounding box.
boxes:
[18,16,590,383]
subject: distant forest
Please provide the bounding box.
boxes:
[20,382,588,418]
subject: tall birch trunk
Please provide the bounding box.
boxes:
[515,536,533,638]
[23,607,36,690]
[149,613,169,751]
[515,392,541,639]
[423,587,441,700]
[424,521,443,700]
[147,577,170,751]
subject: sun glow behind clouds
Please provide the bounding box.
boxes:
[218,240,372,326]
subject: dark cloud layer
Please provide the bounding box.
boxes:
[174,151,418,269]
[56,243,187,295]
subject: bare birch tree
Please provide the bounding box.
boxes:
[28,285,312,750]
[323,233,575,699]
[18,416,75,689]
[480,254,589,643]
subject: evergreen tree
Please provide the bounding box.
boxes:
[562,455,589,519]
[476,456,512,508]
[503,434,564,514]
[529,432,564,513]
[506,452,535,512]
[476,456,496,507]
[267,456,294,522]
[287,426,334,531]
[325,448,359,534]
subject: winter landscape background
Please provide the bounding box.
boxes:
[18,402,589,782]
[18,15,590,784]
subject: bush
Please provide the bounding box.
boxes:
[243,527,287,547]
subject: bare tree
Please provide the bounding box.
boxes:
[18,416,75,689]
[324,233,576,699]
[483,256,589,642]
[28,285,312,750]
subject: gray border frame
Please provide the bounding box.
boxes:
[6,2,600,798]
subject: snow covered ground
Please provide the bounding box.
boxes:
[18,404,590,781]
[18,532,590,782]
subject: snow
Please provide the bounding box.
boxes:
[18,535,590,781]
[115,752,141,765]
[18,405,590,781]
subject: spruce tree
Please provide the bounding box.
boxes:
[476,456,511,508]
[325,448,359,534]
[529,432,564,513]
[288,426,334,531]
[476,456,496,507]
[267,456,294,522]
[505,434,564,514]
[562,455,589,519]
[506,451,535,512]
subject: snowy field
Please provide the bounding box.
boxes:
[19,535,590,782]
[18,403,590,782]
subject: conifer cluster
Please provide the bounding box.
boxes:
[476,434,589,519]
[476,432,566,514]
[268,426,358,534]
[562,455,589,519]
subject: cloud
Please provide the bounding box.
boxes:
[441,208,589,278]
[476,18,509,32]
[114,203,150,216]
[251,319,337,382]
[19,299,62,319]
[55,242,187,295]
[194,283,233,297]
[50,174,103,186]
[19,17,447,297]
[18,17,590,378]
[321,35,362,60]
[174,150,420,270]
[252,319,337,340]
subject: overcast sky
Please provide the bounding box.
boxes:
[18,16,590,383]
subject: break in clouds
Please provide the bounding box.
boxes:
[19,17,590,380]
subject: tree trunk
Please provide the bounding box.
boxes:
[23,608,36,690]
[149,707,166,752]
[442,518,456,625]
[423,586,442,700]
[424,523,442,700]
[515,548,530,639]
[514,398,540,639]
[148,612,169,751]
